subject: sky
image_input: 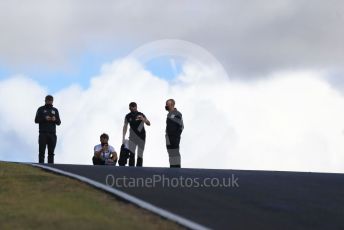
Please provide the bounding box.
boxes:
[1,0,344,172]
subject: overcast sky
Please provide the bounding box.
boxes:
[1,0,344,77]
[1,0,344,172]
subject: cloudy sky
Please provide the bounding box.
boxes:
[1,0,344,172]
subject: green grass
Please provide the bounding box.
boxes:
[0,162,183,230]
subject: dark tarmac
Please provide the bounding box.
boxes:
[43,164,344,230]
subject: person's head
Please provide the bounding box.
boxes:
[165,99,175,112]
[45,95,53,106]
[100,133,109,145]
[129,102,138,113]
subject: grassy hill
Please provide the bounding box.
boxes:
[0,162,183,230]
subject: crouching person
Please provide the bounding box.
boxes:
[93,133,117,165]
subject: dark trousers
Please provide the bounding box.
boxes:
[166,135,181,168]
[92,157,117,165]
[39,133,57,164]
[92,157,105,165]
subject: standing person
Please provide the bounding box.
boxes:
[93,133,117,165]
[122,102,150,167]
[34,95,61,164]
[165,99,184,168]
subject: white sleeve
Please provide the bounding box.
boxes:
[94,145,100,152]
[109,146,116,153]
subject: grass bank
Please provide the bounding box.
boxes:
[0,162,183,230]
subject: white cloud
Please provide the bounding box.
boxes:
[1,0,344,77]
[0,76,46,162]
[1,59,344,172]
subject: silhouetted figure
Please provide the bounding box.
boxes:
[122,102,150,167]
[35,95,61,164]
[165,99,184,168]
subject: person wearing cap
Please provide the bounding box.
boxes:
[34,95,61,164]
[93,133,117,165]
[165,99,184,168]
[122,102,150,167]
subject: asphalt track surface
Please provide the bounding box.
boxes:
[43,164,344,230]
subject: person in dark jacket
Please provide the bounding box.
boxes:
[122,102,150,167]
[165,99,184,168]
[34,95,61,164]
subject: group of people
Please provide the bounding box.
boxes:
[35,95,184,168]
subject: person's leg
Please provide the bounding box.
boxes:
[92,156,98,165]
[38,134,47,163]
[166,135,181,168]
[128,138,137,167]
[129,155,135,166]
[118,144,128,166]
[128,150,135,166]
[170,164,181,168]
[136,137,145,167]
[92,156,105,165]
[47,134,57,164]
[110,153,118,166]
[136,156,143,167]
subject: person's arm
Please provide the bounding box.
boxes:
[35,107,45,123]
[142,114,150,126]
[52,109,61,125]
[178,113,184,131]
[110,151,118,161]
[138,114,150,126]
[122,118,128,143]
[108,146,117,161]
[36,107,54,123]
[94,146,103,158]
